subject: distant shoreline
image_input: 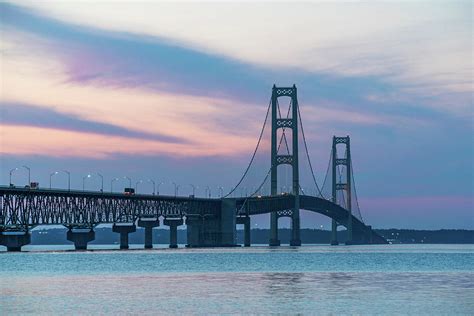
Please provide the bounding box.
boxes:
[26,227,474,245]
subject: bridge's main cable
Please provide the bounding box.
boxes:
[297,104,324,198]
[224,98,272,198]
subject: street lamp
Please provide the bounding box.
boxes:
[111,178,119,193]
[83,174,92,191]
[50,171,59,189]
[97,173,104,192]
[157,181,164,195]
[123,176,131,188]
[22,165,30,185]
[173,182,180,197]
[9,167,18,186]
[189,184,197,197]
[147,179,156,195]
[135,180,143,193]
[63,170,71,191]
[205,186,211,198]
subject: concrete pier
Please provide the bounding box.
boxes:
[269,212,280,246]
[137,218,160,249]
[0,231,31,251]
[67,228,95,250]
[163,218,183,248]
[112,223,136,249]
[330,219,339,245]
[290,212,302,246]
[185,215,203,247]
[236,216,251,247]
[186,199,237,247]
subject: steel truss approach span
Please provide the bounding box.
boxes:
[0,85,387,250]
[0,187,220,228]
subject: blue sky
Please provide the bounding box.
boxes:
[0,1,472,229]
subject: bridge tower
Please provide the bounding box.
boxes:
[330,136,353,245]
[269,84,301,246]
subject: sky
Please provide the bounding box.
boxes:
[0,1,472,229]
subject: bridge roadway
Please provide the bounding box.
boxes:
[0,186,386,251]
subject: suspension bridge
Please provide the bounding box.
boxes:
[0,85,387,251]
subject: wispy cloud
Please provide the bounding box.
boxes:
[14,1,472,98]
[0,124,253,159]
[0,3,267,101]
[0,102,187,143]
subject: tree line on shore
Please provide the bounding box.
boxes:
[28,227,474,245]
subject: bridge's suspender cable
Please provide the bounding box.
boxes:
[320,148,332,200]
[297,104,324,198]
[350,158,365,223]
[233,163,273,215]
[224,98,272,198]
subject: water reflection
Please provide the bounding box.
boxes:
[1,245,473,314]
[263,272,305,296]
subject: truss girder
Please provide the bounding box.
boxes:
[0,188,220,229]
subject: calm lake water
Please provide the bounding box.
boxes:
[1,244,473,314]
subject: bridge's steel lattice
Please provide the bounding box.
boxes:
[0,189,220,230]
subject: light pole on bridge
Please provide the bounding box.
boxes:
[97,173,104,192]
[51,170,70,190]
[157,181,164,195]
[217,186,224,198]
[172,182,180,197]
[9,168,18,186]
[111,178,119,193]
[83,174,92,191]
[124,176,132,189]
[205,186,211,198]
[148,179,156,195]
[135,180,143,193]
[63,170,71,191]
[189,184,197,197]
[50,171,59,189]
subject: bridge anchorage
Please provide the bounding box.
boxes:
[0,85,387,251]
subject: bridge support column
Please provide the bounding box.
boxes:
[164,218,183,248]
[138,218,160,249]
[237,216,251,247]
[0,231,31,251]
[330,219,339,245]
[67,228,95,250]
[244,217,250,247]
[345,216,353,245]
[290,211,301,246]
[112,223,136,249]
[221,199,237,246]
[185,215,202,247]
[367,225,373,244]
[269,212,280,246]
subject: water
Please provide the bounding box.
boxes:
[1,244,473,314]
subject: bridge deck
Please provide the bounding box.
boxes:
[0,187,386,244]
